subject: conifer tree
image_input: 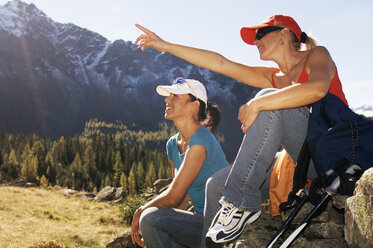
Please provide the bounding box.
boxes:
[21,153,38,183]
[113,151,124,186]
[71,152,83,189]
[136,161,145,191]
[40,174,48,188]
[32,140,45,176]
[120,172,128,194]
[83,145,96,190]
[7,149,19,178]
[145,161,156,188]
[104,174,111,187]
[157,160,166,179]
[128,168,136,195]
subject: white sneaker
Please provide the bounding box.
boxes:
[206,200,261,243]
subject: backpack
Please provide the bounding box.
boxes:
[280,93,373,211]
[306,93,373,177]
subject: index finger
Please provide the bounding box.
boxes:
[135,24,151,34]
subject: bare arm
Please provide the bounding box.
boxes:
[239,47,333,132]
[135,24,274,88]
[131,144,207,246]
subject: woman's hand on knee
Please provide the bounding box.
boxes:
[238,99,260,133]
[131,210,146,247]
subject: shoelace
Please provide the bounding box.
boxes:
[217,206,233,225]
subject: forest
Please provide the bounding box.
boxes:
[0,119,181,195]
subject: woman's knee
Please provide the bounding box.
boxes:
[206,167,229,195]
[139,207,160,231]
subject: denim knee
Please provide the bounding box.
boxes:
[139,207,159,232]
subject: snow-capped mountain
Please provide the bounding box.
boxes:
[0,0,256,159]
[352,105,373,118]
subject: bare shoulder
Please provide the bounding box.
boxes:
[306,46,336,77]
[308,46,333,60]
[306,46,334,69]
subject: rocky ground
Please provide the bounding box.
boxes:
[106,168,373,248]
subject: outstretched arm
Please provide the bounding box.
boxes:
[135,24,274,88]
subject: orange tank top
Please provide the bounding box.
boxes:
[271,55,348,106]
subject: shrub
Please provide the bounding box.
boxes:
[119,195,146,224]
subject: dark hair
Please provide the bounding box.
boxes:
[290,30,317,50]
[189,94,221,133]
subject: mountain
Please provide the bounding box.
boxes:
[0,0,257,160]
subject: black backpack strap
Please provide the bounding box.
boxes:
[279,140,311,211]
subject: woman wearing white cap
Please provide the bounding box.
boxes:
[135,14,349,244]
[131,77,229,247]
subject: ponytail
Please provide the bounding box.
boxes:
[189,94,221,133]
[203,102,221,133]
[291,31,317,51]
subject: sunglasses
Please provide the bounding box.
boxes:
[173,77,198,100]
[255,26,283,41]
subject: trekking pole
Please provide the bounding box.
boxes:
[265,189,308,248]
[278,170,340,248]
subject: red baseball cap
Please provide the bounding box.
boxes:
[240,15,302,45]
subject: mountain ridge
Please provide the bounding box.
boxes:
[0,0,257,160]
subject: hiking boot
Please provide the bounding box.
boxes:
[205,200,261,243]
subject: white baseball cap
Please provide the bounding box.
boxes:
[156,77,208,108]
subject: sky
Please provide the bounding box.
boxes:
[1,0,372,108]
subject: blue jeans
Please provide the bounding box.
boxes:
[140,207,204,248]
[203,88,310,233]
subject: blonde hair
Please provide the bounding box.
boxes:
[290,31,317,50]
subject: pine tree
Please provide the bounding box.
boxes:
[104,174,111,187]
[128,168,136,195]
[136,161,145,191]
[157,160,166,179]
[21,154,38,183]
[145,161,156,188]
[113,151,124,186]
[32,140,45,176]
[40,174,48,188]
[83,145,96,190]
[7,149,20,178]
[120,172,128,194]
[71,152,83,189]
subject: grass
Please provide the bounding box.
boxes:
[0,186,128,248]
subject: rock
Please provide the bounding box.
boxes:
[106,229,139,248]
[332,194,349,210]
[95,186,115,202]
[224,200,347,248]
[25,182,37,187]
[79,192,96,200]
[114,187,126,201]
[63,189,76,197]
[305,221,344,239]
[153,178,172,194]
[94,186,127,202]
[281,201,330,224]
[345,168,373,248]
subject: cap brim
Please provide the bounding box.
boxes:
[240,23,269,45]
[156,85,192,96]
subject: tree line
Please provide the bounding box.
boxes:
[0,120,178,195]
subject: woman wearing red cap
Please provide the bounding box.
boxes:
[135,14,348,245]
[131,77,229,248]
